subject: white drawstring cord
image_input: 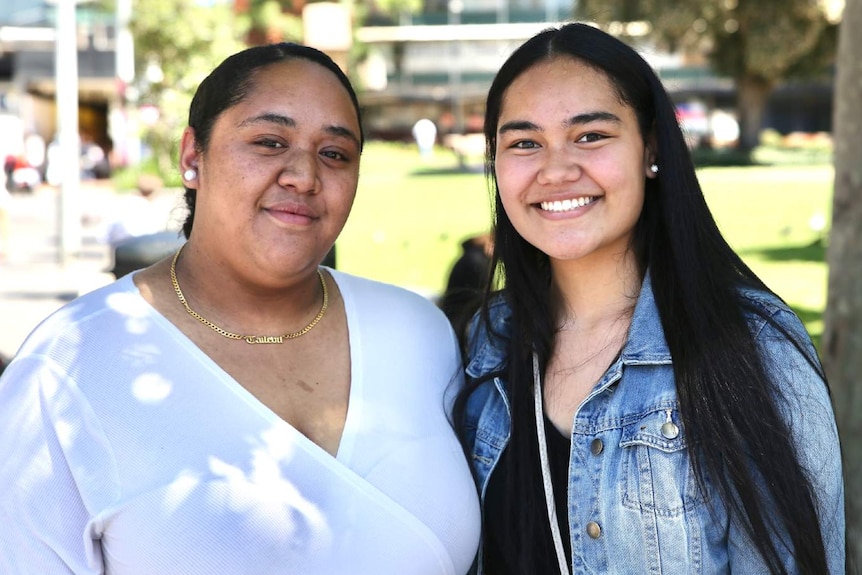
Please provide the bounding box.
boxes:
[533,352,571,575]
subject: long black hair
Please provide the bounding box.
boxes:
[180,43,364,239]
[454,22,830,574]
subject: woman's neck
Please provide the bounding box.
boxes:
[549,251,642,331]
[171,242,328,335]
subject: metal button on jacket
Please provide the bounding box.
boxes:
[661,421,680,439]
[590,438,603,455]
[586,521,602,539]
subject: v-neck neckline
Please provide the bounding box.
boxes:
[127,269,363,467]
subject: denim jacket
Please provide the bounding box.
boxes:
[462,275,845,574]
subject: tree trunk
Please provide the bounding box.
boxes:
[822,0,862,567]
[735,74,774,152]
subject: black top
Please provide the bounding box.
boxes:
[483,414,572,574]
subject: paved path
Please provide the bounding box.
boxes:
[0,182,183,360]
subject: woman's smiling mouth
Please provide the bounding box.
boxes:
[539,196,597,213]
[264,202,318,225]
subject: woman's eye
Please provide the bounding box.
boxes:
[321,150,349,162]
[577,132,607,143]
[512,140,539,150]
[256,139,285,149]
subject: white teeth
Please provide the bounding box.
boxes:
[540,196,595,212]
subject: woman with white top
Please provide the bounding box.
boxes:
[0,43,480,574]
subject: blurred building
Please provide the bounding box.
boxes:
[0,0,833,156]
[354,1,834,143]
[356,3,565,140]
[0,0,120,167]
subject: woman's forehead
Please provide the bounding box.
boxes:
[220,60,360,131]
[500,59,623,118]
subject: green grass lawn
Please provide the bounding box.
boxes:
[339,142,491,297]
[338,142,832,340]
[698,165,832,343]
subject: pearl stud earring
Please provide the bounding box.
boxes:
[649,163,659,174]
[183,169,197,181]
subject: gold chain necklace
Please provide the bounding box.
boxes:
[170,246,328,344]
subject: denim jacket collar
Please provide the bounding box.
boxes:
[466,271,672,383]
[620,272,672,364]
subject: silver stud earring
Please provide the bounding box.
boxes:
[650,163,659,174]
[183,169,197,181]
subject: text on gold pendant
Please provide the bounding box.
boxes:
[245,335,285,344]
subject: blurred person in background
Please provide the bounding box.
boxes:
[412,118,437,159]
[102,174,168,247]
[0,42,479,574]
[2,153,13,188]
[24,132,47,181]
[439,232,493,337]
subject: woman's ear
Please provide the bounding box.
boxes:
[644,133,659,179]
[179,127,200,187]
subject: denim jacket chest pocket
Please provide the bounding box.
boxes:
[618,406,708,517]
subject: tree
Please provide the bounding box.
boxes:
[367,0,423,24]
[822,0,862,566]
[574,0,838,150]
[129,0,248,178]
[241,0,303,46]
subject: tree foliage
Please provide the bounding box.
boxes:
[371,0,423,21]
[574,0,838,150]
[129,0,247,177]
[822,0,862,566]
[244,0,303,45]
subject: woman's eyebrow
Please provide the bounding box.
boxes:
[565,111,621,126]
[498,111,621,135]
[498,120,541,135]
[237,112,295,128]
[236,113,359,147]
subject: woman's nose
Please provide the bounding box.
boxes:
[536,147,581,186]
[277,149,318,193]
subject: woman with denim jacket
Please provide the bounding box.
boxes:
[453,23,845,575]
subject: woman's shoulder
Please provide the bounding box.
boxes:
[478,294,512,344]
[327,268,435,308]
[326,268,453,332]
[737,286,791,314]
[464,293,511,379]
[15,275,141,357]
[468,292,512,334]
[735,287,826,398]
[735,286,811,341]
